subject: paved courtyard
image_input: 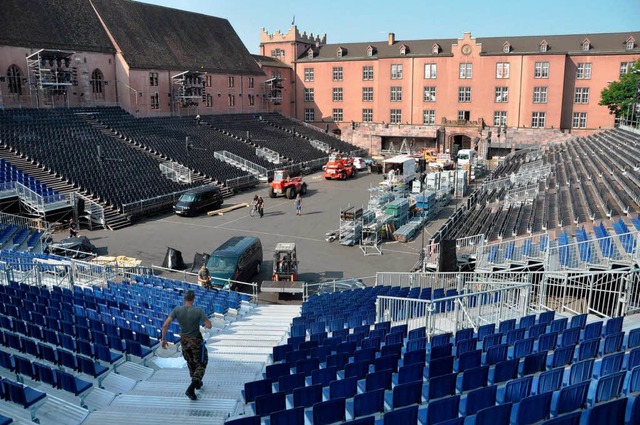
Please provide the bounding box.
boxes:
[68,170,456,290]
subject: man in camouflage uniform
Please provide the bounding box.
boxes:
[161,290,212,400]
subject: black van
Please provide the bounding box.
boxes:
[173,186,223,216]
[206,236,263,284]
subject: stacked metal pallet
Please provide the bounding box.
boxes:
[339,206,363,246]
[385,198,410,229]
[393,216,426,242]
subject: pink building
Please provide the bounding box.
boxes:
[0,0,279,116]
[260,27,640,153]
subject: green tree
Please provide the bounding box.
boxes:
[599,60,640,123]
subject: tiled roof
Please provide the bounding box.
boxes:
[252,55,292,69]
[0,0,115,53]
[298,31,640,61]
[91,0,263,74]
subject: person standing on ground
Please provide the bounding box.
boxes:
[161,290,212,400]
[256,195,265,218]
[197,264,212,289]
[69,220,78,238]
[294,193,302,216]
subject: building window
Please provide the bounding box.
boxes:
[333,108,343,122]
[531,112,546,128]
[390,87,402,102]
[308,49,314,59]
[534,62,549,78]
[272,70,282,79]
[362,109,373,123]
[206,75,212,87]
[367,46,374,57]
[90,69,104,94]
[206,94,212,107]
[458,110,470,121]
[423,110,436,125]
[304,88,314,102]
[228,94,235,106]
[496,62,510,79]
[503,43,511,53]
[432,44,440,54]
[424,63,437,79]
[495,87,509,103]
[572,112,587,128]
[390,109,402,124]
[627,39,635,50]
[337,48,343,58]
[459,63,473,79]
[539,41,548,52]
[576,63,592,79]
[304,108,315,122]
[458,87,471,102]
[332,87,343,102]
[150,93,159,109]
[228,76,235,88]
[574,87,590,104]
[271,48,285,58]
[362,66,374,81]
[332,67,343,82]
[248,94,255,106]
[362,87,373,102]
[582,41,590,51]
[304,68,314,82]
[619,62,634,77]
[423,86,436,102]
[149,72,158,86]
[248,77,254,88]
[533,87,548,103]
[494,111,507,126]
[391,64,403,80]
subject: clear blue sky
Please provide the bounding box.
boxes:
[140,0,639,54]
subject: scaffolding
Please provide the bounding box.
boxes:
[360,210,382,255]
[172,71,206,108]
[262,77,283,105]
[26,49,76,107]
[339,206,363,246]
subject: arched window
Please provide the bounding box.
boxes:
[7,65,22,95]
[91,69,104,94]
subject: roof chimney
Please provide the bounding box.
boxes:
[388,33,395,46]
[315,40,320,48]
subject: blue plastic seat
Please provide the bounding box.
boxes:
[601,332,624,356]
[383,405,417,425]
[477,324,495,342]
[496,375,532,404]
[431,333,452,347]
[364,369,392,392]
[559,327,580,347]
[594,352,624,379]
[582,321,603,341]
[293,383,322,408]
[278,372,305,395]
[626,394,640,425]
[311,366,336,387]
[485,343,508,365]
[429,343,453,361]
[456,349,481,373]
[424,369,455,402]
[603,317,623,337]
[534,367,563,395]
[58,369,92,399]
[539,412,581,425]
[389,379,423,409]
[505,328,525,346]
[550,318,568,335]
[489,359,519,384]
[243,378,272,403]
[456,338,478,356]
[528,323,548,340]
[343,417,374,425]
[458,365,489,393]
[374,354,399,373]
[482,333,504,352]
[520,351,547,376]
[354,347,376,364]
[511,337,534,359]
[627,347,640,371]
[408,327,426,341]
[403,348,426,367]
[3,379,46,421]
[428,355,454,378]
[330,376,357,399]
[511,391,552,425]
[569,314,587,330]
[472,402,511,425]
[311,397,346,425]
[33,362,57,388]
[564,358,594,386]
[406,338,426,353]
[351,388,384,418]
[459,384,497,416]
[270,406,303,425]
[550,381,589,416]
[538,311,555,326]
[499,319,516,334]
[537,332,558,353]
[396,363,424,386]
[265,362,291,381]
[582,397,628,425]
[548,344,575,369]
[456,328,474,342]
[255,392,286,417]
[586,370,625,407]
[626,328,640,350]
[421,394,460,425]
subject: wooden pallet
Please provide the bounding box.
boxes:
[207,203,250,216]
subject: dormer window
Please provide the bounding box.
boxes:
[503,42,511,53]
[367,45,375,57]
[399,44,408,56]
[432,44,440,54]
[626,37,635,50]
[307,48,314,59]
[337,47,343,58]
[539,40,548,52]
[581,39,591,51]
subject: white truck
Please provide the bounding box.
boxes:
[381,155,416,187]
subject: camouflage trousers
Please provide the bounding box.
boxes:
[182,338,208,384]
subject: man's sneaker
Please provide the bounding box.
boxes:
[195,381,203,390]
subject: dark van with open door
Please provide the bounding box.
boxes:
[173,186,223,216]
[206,236,263,285]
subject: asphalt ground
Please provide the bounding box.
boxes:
[61,170,458,293]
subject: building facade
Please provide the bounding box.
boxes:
[261,27,640,153]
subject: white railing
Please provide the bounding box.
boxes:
[0,211,49,231]
[475,233,550,269]
[310,139,331,153]
[121,189,193,215]
[159,161,192,184]
[225,174,259,189]
[256,147,280,163]
[375,281,532,338]
[214,150,268,176]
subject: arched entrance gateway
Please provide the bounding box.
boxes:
[449,134,472,157]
